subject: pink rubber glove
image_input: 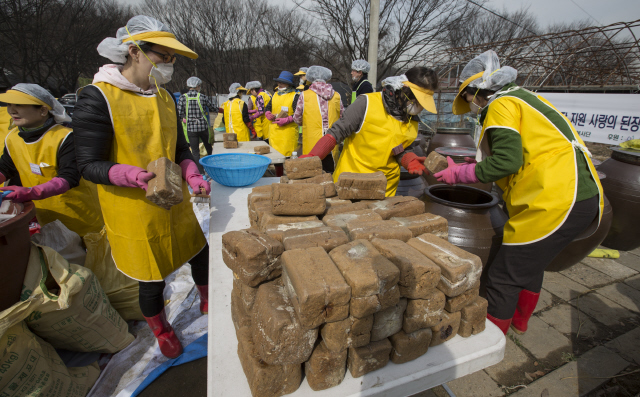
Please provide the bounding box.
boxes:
[108,164,155,191]
[273,116,294,126]
[0,177,70,202]
[434,157,480,185]
[248,109,258,114]
[249,113,260,121]
[180,159,211,195]
[265,111,276,121]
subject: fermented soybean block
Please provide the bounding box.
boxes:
[281,247,351,329]
[282,226,349,252]
[403,289,446,333]
[145,157,183,210]
[304,340,348,391]
[283,172,337,198]
[264,220,325,242]
[320,315,374,352]
[329,240,400,318]
[346,219,412,242]
[407,233,482,297]
[367,196,425,220]
[389,328,433,364]
[322,210,383,233]
[237,327,302,397]
[425,151,448,174]
[252,282,318,365]
[224,140,239,149]
[222,229,283,287]
[284,157,323,179]
[347,339,392,378]
[370,238,441,299]
[370,298,407,342]
[391,213,449,239]
[271,183,326,216]
[430,310,461,346]
[458,296,488,338]
[335,172,386,200]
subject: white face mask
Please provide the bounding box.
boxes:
[149,63,174,85]
[469,100,483,115]
[406,102,423,115]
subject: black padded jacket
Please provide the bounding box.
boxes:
[72,85,193,185]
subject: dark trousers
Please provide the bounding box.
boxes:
[139,244,209,317]
[486,196,599,319]
[188,129,212,174]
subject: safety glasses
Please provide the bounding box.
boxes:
[147,49,177,64]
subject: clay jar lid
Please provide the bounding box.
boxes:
[435,127,472,134]
[436,147,476,164]
[610,146,640,166]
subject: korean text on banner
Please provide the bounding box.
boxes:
[542,93,640,145]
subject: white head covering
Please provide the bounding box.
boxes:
[97,15,171,64]
[228,82,243,98]
[10,84,71,124]
[245,81,262,90]
[351,60,371,73]
[381,75,408,91]
[187,77,202,88]
[306,66,332,83]
[459,50,517,91]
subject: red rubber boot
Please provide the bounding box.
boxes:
[511,289,540,334]
[144,309,183,358]
[487,313,512,335]
[196,285,208,315]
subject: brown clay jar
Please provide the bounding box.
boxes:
[420,185,507,267]
[426,127,475,156]
[599,147,640,251]
[546,193,613,272]
[0,201,36,311]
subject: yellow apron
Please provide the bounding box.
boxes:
[269,91,298,156]
[478,87,604,245]
[250,95,263,139]
[0,107,12,187]
[223,98,250,141]
[302,90,341,155]
[5,125,104,236]
[333,92,418,197]
[258,91,272,140]
[91,82,207,281]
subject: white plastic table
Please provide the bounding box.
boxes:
[208,178,505,397]
[212,140,286,165]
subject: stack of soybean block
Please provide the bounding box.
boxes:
[226,173,489,397]
[335,171,387,200]
[281,155,337,198]
[223,132,238,148]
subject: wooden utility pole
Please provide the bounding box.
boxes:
[367,0,380,86]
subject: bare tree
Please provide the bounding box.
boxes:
[0,0,132,94]
[285,0,473,86]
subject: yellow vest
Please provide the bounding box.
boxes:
[333,92,418,197]
[223,98,250,141]
[91,82,207,281]
[269,91,298,156]
[0,107,12,187]
[302,90,341,155]
[5,124,104,236]
[479,87,604,245]
[251,92,272,140]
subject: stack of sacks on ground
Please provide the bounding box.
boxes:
[224,163,489,396]
[0,243,134,396]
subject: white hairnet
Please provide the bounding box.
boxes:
[97,15,171,64]
[299,67,308,74]
[228,82,243,98]
[306,66,332,83]
[351,59,371,73]
[11,83,71,124]
[245,81,262,90]
[187,77,202,88]
[459,50,517,92]
[381,75,408,91]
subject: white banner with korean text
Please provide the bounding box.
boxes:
[540,93,640,145]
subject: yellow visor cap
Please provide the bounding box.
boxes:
[452,72,483,115]
[126,31,198,60]
[236,86,247,92]
[0,90,52,109]
[403,81,437,114]
[294,70,306,76]
[296,84,304,90]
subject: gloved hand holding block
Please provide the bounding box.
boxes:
[145,157,183,210]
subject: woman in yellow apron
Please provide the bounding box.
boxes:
[0,104,15,187]
[245,81,272,142]
[265,71,300,158]
[221,83,254,141]
[436,50,603,335]
[292,66,343,173]
[72,15,210,358]
[301,66,438,196]
[0,84,104,237]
